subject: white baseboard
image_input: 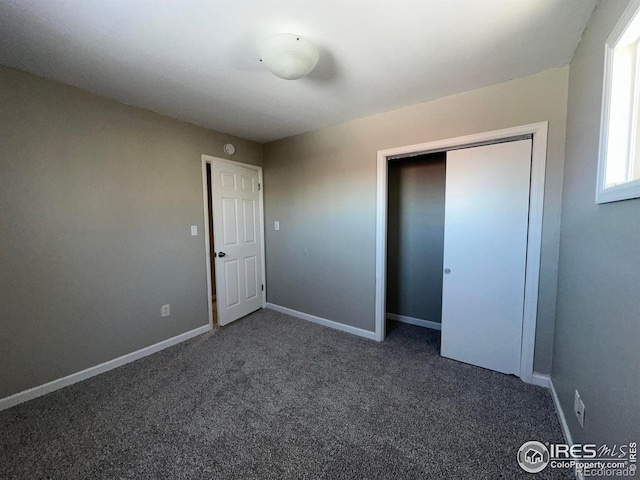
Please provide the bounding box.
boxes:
[266,303,377,340]
[528,372,551,388]
[386,313,442,331]
[0,324,212,412]
[549,378,584,479]
[549,378,575,447]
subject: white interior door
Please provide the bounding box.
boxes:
[440,139,532,375]
[211,160,263,326]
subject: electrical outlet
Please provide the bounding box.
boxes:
[574,390,585,428]
[160,304,170,317]
[274,221,280,231]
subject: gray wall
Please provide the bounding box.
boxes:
[0,65,262,398]
[553,0,640,445]
[387,154,446,322]
[264,67,569,374]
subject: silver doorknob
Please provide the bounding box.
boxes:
[444,268,451,274]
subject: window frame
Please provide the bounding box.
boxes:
[597,0,640,204]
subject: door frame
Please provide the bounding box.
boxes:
[374,122,548,384]
[201,155,267,328]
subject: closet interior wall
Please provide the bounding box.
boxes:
[386,152,446,326]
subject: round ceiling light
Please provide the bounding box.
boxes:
[259,33,319,80]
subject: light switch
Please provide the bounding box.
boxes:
[274,221,280,231]
[191,225,198,236]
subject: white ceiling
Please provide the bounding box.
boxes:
[0,0,597,143]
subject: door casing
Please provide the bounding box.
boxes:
[375,122,548,385]
[201,155,267,328]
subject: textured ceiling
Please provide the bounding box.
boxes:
[0,0,597,143]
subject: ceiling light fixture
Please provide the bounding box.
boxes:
[259,33,319,80]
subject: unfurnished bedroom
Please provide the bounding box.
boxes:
[1,1,638,479]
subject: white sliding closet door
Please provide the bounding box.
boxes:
[440,139,532,375]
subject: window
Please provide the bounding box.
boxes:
[598,0,640,203]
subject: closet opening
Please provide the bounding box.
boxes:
[386,152,446,337]
[375,123,549,383]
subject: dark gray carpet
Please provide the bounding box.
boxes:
[0,309,571,479]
